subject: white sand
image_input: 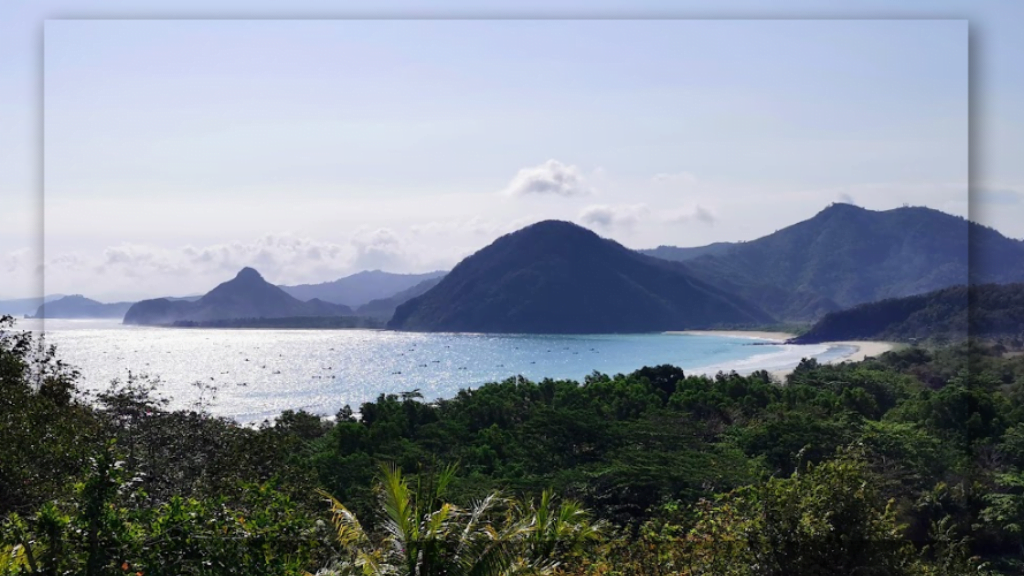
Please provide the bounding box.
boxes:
[668,330,895,381]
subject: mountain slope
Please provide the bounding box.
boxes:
[791,284,1024,344]
[279,270,448,307]
[652,203,1024,321]
[639,242,736,262]
[30,295,134,319]
[124,268,353,325]
[388,220,773,333]
[356,276,445,318]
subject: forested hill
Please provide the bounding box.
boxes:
[791,283,1024,344]
[647,203,1024,321]
[388,220,773,333]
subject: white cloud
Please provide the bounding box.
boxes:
[578,204,650,230]
[836,192,857,205]
[501,159,594,198]
[350,228,408,272]
[664,205,717,225]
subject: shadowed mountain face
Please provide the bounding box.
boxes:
[30,295,134,319]
[646,204,1024,321]
[791,283,1024,344]
[124,268,353,326]
[388,220,773,334]
[279,270,448,307]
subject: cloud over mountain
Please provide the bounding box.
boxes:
[578,204,650,229]
[502,159,593,198]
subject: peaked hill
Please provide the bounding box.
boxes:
[648,204,1024,321]
[387,220,773,333]
[280,270,448,307]
[124,268,353,326]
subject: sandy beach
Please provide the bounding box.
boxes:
[673,330,896,381]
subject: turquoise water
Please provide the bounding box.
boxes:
[18,319,851,424]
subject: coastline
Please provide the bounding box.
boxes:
[672,330,895,380]
[670,329,796,341]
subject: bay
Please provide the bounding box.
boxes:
[15,318,852,424]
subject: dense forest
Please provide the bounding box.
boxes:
[793,283,1024,345]
[2,313,1020,574]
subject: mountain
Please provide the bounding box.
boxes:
[30,295,134,319]
[791,284,1024,344]
[0,294,65,317]
[648,203,1024,321]
[124,267,353,326]
[356,276,445,319]
[279,270,448,307]
[639,242,736,262]
[387,220,773,333]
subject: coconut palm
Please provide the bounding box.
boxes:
[315,464,603,576]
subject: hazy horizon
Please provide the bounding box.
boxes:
[17,19,973,300]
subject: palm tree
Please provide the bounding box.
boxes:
[314,464,603,576]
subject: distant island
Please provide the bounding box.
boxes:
[124,267,354,326]
[29,295,134,319]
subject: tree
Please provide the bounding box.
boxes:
[316,464,603,575]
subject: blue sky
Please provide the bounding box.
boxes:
[1,1,1019,301]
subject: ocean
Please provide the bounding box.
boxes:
[14,318,853,424]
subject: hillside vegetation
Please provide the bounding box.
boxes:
[3,313,1020,573]
[792,283,1024,345]
[389,220,773,333]
[648,203,1024,321]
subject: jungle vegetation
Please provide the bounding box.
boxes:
[1,314,1019,574]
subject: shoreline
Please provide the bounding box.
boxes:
[672,330,896,380]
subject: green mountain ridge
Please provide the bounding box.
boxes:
[644,203,1024,321]
[388,220,773,333]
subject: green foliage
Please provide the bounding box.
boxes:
[317,464,603,575]
[5,313,1024,573]
[794,283,1024,345]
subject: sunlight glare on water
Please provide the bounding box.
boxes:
[17,319,852,424]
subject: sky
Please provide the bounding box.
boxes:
[1,1,1020,302]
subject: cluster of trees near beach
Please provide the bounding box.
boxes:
[2,313,1023,574]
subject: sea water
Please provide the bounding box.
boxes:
[14,318,852,424]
